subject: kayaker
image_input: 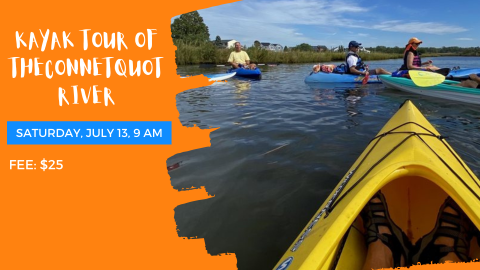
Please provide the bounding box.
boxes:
[459,73,480,89]
[346,41,391,76]
[361,192,474,269]
[227,42,257,70]
[399,37,447,74]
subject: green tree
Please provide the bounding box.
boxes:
[295,43,313,52]
[284,46,288,52]
[214,35,223,47]
[171,11,210,45]
[254,40,261,48]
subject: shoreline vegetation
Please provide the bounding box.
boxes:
[175,41,479,66]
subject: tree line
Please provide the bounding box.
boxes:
[364,46,479,56]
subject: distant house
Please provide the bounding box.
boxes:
[311,45,328,52]
[359,46,371,53]
[260,42,283,52]
[214,39,238,49]
[332,46,370,53]
[332,46,345,52]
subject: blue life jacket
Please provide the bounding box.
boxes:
[345,52,365,74]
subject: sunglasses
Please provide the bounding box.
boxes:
[413,43,421,45]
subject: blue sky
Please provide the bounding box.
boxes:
[186,0,479,49]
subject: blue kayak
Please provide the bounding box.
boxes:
[446,68,480,80]
[227,67,262,79]
[304,71,381,84]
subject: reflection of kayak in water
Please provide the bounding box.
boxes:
[233,81,251,92]
[180,72,236,81]
[274,100,480,269]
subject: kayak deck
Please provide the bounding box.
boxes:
[274,100,480,269]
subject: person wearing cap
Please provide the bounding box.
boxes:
[399,37,440,71]
[346,41,391,76]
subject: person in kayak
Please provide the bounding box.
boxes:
[399,37,448,74]
[361,192,475,269]
[227,42,257,70]
[346,40,391,76]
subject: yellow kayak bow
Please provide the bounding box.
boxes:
[274,100,480,270]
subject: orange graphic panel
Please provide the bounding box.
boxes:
[0,0,238,269]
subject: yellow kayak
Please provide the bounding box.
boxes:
[274,100,480,269]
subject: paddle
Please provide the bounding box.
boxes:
[362,65,370,85]
[409,70,445,87]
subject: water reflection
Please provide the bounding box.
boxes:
[172,60,480,270]
[233,80,251,107]
[308,83,372,117]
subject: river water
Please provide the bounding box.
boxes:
[170,56,480,270]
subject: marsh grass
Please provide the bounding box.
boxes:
[175,41,404,65]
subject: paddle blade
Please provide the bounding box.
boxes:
[409,70,445,87]
[362,73,369,84]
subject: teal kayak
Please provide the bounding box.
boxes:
[379,75,480,105]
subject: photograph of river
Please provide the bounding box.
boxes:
[170,56,480,269]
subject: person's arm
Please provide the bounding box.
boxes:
[421,60,433,66]
[244,51,251,65]
[349,66,368,75]
[228,52,240,68]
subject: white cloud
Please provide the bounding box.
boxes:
[370,21,467,34]
[456,38,474,41]
[198,0,369,46]
[193,0,468,47]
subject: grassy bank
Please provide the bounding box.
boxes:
[175,42,403,65]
